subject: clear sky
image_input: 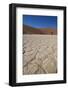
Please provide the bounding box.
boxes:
[23,15,57,29]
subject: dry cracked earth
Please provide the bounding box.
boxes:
[23,35,57,75]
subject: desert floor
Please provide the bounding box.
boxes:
[23,35,57,75]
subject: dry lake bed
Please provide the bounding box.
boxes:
[23,35,57,75]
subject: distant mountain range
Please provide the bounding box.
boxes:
[23,25,57,35]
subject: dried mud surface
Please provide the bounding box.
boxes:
[23,35,57,75]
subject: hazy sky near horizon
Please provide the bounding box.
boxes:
[23,15,57,29]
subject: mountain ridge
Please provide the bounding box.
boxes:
[23,25,57,35]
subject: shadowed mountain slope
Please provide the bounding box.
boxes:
[23,25,57,35]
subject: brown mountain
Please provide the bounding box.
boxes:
[39,28,57,35]
[23,25,57,35]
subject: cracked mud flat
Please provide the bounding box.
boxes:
[23,35,57,75]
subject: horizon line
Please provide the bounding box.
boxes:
[23,24,57,30]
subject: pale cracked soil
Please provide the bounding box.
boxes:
[23,35,57,75]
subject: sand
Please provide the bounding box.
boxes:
[23,35,57,75]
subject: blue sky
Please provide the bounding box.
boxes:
[23,15,57,29]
